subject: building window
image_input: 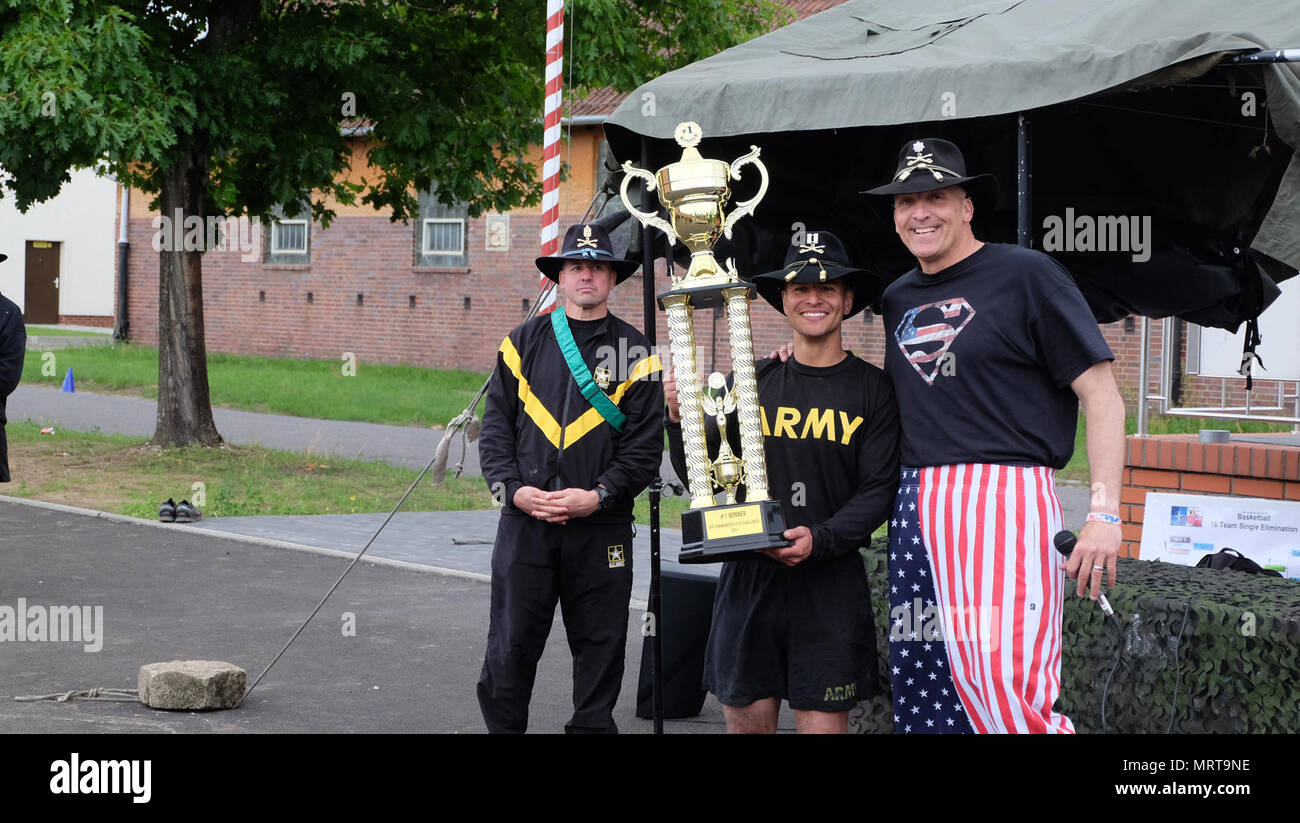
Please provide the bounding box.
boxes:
[422,218,465,256]
[271,220,309,254]
[265,203,311,265]
[414,188,469,268]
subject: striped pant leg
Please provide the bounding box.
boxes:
[915,464,1074,734]
[887,467,976,734]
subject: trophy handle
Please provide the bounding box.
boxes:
[619,162,678,245]
[722,146,768,240]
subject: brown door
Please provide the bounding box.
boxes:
[24,240,60,324]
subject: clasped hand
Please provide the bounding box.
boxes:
[512,486,600,524]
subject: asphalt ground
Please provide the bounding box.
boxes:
[2,384,1092,737]
[0,500,736,734]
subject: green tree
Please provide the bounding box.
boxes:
[0,0,785,446]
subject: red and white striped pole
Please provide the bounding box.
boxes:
[539,0,564,314]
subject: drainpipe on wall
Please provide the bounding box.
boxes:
[113,184,129,342]
[1169,317,1183,407]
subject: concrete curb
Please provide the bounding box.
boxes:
[0,494,491,584]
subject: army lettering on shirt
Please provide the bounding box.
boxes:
[759,405,865,446]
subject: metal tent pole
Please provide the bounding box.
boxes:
[1223,49,1300,64]
[640,136,665,734]
[1017,112,1031,248]
[1137,316,1151,436]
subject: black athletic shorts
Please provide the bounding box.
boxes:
[702,552,877,712]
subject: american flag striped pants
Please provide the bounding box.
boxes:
[887,464,1074,734]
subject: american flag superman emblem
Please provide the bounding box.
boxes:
[893,298,975,385]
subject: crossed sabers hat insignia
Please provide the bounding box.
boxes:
[896,146,961,184]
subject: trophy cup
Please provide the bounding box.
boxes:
[619,121,789,564]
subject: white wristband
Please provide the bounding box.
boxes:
[1086,512,1121,526]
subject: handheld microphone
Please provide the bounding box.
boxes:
[1053,529,1117,620]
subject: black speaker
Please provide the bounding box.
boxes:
[636,568,717,719]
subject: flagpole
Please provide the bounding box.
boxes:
[539,0,565,314]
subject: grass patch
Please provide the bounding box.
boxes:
[25,325,111,337]
[20,343,487,427]
[4,421,494,518]
[1131,415,1293,436]
[4,421,672,527]
[634,489,690,527]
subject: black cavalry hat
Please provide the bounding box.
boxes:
[862,137,997,201]
[535,223,639,284]
[751,229,878,319]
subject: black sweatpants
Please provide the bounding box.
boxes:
[477,513,635,733]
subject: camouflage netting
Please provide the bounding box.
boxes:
[849,538,1300,734]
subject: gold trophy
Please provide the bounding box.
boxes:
[620,121,789,563]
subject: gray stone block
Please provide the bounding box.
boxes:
[138,660,246,710]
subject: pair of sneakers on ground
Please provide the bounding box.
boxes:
[159,498,202,523]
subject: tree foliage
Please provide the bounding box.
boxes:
[1,0,787,221]
[0,0,787,445]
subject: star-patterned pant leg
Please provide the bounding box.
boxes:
[887,467,975,734]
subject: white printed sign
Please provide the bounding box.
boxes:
[1140,492,1300,580]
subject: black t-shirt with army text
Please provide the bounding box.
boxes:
[668,354,900,561]
[881,242,1113,469]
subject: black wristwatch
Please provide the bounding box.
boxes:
[594,485,614,510]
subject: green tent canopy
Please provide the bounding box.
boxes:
[604,0,1300,329]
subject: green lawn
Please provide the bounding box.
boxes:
[20,343,488,427]
[5,421,675,527]
[25,325,112,337]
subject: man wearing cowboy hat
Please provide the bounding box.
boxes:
[476,222,664,733]
[864,138,1125,734]
[0,253,25,484]
[665,229,900,733]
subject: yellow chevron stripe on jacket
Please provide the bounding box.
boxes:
[499,337,563,448]
[499,338,661,448]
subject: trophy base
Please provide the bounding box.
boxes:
[658,280,755,312]
[678,499,790,564]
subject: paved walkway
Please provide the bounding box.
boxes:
[9,384,482,473]
[188,510,715,605]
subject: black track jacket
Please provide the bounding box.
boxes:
[0,292,25,483]
[480,311,664,524]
